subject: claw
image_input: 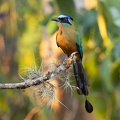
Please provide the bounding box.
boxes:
[71,51,78,57]
[70,51,78,62]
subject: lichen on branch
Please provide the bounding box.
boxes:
[0,52,77,90]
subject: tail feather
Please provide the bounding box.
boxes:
[73,59,93,112]
[73,60,89,95]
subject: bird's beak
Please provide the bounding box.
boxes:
[51,18,59,22]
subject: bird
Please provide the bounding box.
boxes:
[51,14,93,113]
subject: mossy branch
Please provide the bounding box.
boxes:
[0,52,77,90]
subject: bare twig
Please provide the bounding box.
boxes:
[0,53,77,90]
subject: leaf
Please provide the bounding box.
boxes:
[113,39,120,60]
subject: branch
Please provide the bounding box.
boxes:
[0,52,77,89]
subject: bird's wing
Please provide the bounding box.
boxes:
[76,32,83,60]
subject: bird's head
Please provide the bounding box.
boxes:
[51,14,74,26]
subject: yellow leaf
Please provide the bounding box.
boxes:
[97,14,111,47]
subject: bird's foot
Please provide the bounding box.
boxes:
[71,51,78,62]
[71,51,78,57]
[65,52,78,68]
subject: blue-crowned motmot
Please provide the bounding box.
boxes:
[51,14,93,113]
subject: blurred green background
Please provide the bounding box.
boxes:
[0,0,120,120]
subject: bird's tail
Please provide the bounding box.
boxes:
[73,59,90,95]
[73,60,93,113]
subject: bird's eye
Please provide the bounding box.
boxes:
[64,18,68,21]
